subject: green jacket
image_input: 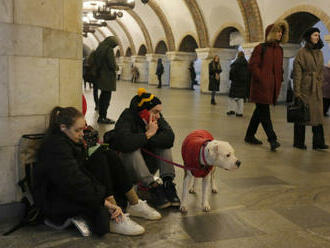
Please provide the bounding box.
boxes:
[95,36,118,91]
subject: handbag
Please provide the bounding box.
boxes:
[287,99,310,123]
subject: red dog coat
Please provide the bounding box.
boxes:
[181,130,214,178]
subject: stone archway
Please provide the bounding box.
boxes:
[155,40,168,54]
[138,44,147,56]
[115,50,121,58]
[116,19,136,55]
[182,0,209,48]
[147,1,175,51]
[179,35,199,52]
[125,47,132,57]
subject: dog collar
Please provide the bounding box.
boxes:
[201,142,211,168]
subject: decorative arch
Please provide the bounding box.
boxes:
[127,9,153,53]
[115,50,121,57]
[125,47,132,57]
[116,19,136,55]
[276,5,330,37]
[147,1,175,51]
[212,23,246,48]
[237,0,264,42]
[98,27,124,56]
[92,33,100,43]
[138,44,147,56]
[178,35,199,52]
[182,0,209,48]
[155,40,168,54]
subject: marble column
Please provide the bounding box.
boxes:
[196,48,236,93]
[131,55,148,83]
[120,56,132,81]
[0,0,82,204]
[146,54,169,86]
[278,43,300,102]
[166,51,196,88]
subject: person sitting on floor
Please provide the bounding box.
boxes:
[33,106,161,237]
[108,88,180,209]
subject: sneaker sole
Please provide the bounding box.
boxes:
[157,202,171,209]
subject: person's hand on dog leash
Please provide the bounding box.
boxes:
[145,113,158,139]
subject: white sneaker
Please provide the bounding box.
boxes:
[109,214,145,236]
[71,217,91,237]
[127,200,162,220]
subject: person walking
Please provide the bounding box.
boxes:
[227,51,250,117]
[189,60,196,90]
[208,55,222,105]
[94,36,118,124]
[244,20,289,151]
[156,58,164,88]
[292,27,328,150]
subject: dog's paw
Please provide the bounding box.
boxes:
[189,189,196,194]
[180,205,188,213]
[202,203,211,212]
[211,188,218,194]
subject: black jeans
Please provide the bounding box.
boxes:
[46,149,132,235]
[93,83,99,107]
[157,74,162,87]
[99,90,112,119]
[245,103,277,142]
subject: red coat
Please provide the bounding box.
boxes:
[181,130,214,178]
[249,43,284,104]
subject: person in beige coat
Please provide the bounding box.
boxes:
[293,27,328,150]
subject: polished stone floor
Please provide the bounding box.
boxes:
[1,81,330,248]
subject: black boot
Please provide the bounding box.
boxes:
[162,177,180,207]
[313,125,329,150]
[149,184,171,209]
[269,140,280,151]
[211,99,216,105]
[293,124,306,149]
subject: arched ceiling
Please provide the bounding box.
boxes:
[82,0,330,54]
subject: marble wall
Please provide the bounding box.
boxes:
[0,0,82,204]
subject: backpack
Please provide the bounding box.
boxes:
[3,134,45,236]
[85,51,100,83]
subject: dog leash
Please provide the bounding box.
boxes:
[141,147,210,172]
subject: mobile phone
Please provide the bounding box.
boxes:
[139,109,151,124]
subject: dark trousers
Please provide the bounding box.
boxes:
[117,75,121,80]
[245,103,277,142]
[157,74,162,87]
[93,84,99,107]
[324,98,330,116]
[211,91,216,101]
[294,124,326,146]
[46,149,133,236]
[99,91,112,119]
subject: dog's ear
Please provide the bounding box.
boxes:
[212,144,220,154]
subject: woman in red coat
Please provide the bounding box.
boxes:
[244,20,289,151]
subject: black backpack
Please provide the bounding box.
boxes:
[3,134,45,236]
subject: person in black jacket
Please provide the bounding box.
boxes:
[208,55,222,105]
[156,58,164,88]
[34,106,161,236]
[111,88,180,209]
[227,51,250,117]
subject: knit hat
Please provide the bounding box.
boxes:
[136,88,161,111]
[303,27,320,41]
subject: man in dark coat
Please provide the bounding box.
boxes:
[111,88,180,209]
[208,55,222,105]
[244,20,289,151]
[227,51,250,117]
[94,36,118,124]
[156,58,164,88]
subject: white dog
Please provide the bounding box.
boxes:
[180,130,240,212]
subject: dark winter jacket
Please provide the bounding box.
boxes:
[95,36,118,91]
[111,97,175,171]
[34,133,106,216]
[249,20,289,104]
[229,56,250,98]
[156,60,164,76]
[208,61,222,91]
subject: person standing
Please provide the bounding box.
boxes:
[189,60,196,90]
[244,20,289,151]
[94,36,118,124]
[293,27,328,150]
[156,58,164,88]
[117,65,122,81]
[323,62,330,117]
[208,55,222,105]
[227,51,250,117]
